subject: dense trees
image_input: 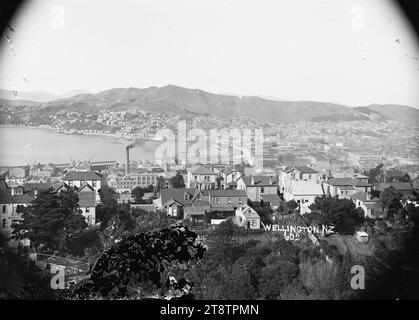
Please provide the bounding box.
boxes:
[13,188,87,253]
[306,196,365,235]
[169,171,185,188]
[64,225,205,299]
[131,185,154,203]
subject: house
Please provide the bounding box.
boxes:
[186,165,218,190]
[278,166,319,193]
[323,177,372,199]
[206,189,247,215]
[62,171,103,201]
[283,180,323,214]
[260,194,282,210]
[220,165,243,190]
[234,205,261,229]
[156,188,197,218]
[374,182,414,197]
[349,191,384,219]
[77,184,97,225]
[236,175,278,202]
[0,179,34,236]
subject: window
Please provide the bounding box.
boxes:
[86,208,90,213]
[92,180,97,187]
[261,187,265,193]
[227,198,231,204]
[2,205,6,213]
[216,197,220,204]
[2,219,6,228]
[194,175,198,180]
[239,198,243,204]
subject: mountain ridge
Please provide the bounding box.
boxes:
[1,85,418,125]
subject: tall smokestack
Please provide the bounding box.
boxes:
[126,146,130,174]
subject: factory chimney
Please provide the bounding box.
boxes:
[126,146,130,174]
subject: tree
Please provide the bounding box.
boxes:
[306,196,364,235]
[64,225,206,299]
[98,185,117,208]
[259,257,299,299]
[380,187,403,217]
[367,164,383,184]
[156,176,166,191]
[131,186,145,203]
[13,188,87,253]
[170,172,185,188]
[97,185,118,228]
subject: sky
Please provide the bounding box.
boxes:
[0,0,418,107]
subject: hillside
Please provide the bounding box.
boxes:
[355,104,419,126]
[31,85,365,124]
[1,85,418,125]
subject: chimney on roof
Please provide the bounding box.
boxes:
[366,191,371,201]
[269,176,272,185]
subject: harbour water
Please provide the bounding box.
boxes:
[0,127,158,166]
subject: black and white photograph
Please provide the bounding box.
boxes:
[0,0,419,309]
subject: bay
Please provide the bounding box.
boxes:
[0,127,158,166]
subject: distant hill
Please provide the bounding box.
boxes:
[354,104,419,126]
[1,85,418,125]
[0,88,91,102]
[30,85,365,123]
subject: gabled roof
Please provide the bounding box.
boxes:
[208,189,247,198]
[160,188,195,206]
[0,191,34,204]
[187,165,216,175]
[293,166,319,174]
[240,175,278,187]
[326,178,356,186]
[240,205,260,219]
[77,188,96,207]
[261,194,282,206]
[78,183,95,192]
[63,171,102,181]
[350,192,379,202]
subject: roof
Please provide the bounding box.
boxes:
[289,181,323,195]
[350,192,379,202]
[260,194,282,206]
[293,166,319,174]
[208,189,247,198]
[160,188,195,206]
[77,190,96,207]
[63,171,102,181]
[240,205,260,219]
[0,191,34,204]
[326,178,357,186]
[187,165,216,175]
[240,175,278,187]
[338,186,355,190]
